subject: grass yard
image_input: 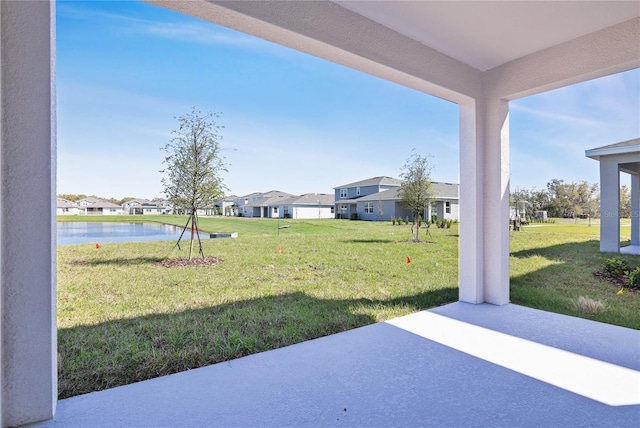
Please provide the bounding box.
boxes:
[57,216,639,399]
[510,220,640,329]
[57,216,458,398]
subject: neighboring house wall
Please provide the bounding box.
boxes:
[285,206,334,219]
[86,207,124,215]
[56,206,82,215]
[276,194,335,219]
[56,199,83,215]
[357,199,394,221]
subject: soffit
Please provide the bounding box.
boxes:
[334,1,640,71]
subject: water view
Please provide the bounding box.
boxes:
[57,222,198,245]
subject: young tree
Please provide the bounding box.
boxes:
[161,108,228,260]
[398,150,434,242]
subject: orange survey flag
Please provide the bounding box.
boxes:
[406,256,411,264]
[95,243,100,249]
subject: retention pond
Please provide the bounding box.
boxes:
[57,222,202,245]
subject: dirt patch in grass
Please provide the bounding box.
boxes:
[593,270,628,288]
[157,257,223,268]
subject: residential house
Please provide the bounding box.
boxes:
[199,196,237,216]
[156,200,173,215]
[274,193,335,219]
[122,199,165,215]
[334,176,403,219]
[56,198,83,216]
[356,183,459,222]
[73,197,124,215]
[217,196,237,216]
[334,176,459,221]
[234,191,294,218]
[75,196,103,207]
[84,200,125,215]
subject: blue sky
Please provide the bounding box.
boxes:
[57,1,639,200]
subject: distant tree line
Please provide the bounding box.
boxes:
[512,179,604,219]
[510,178,635,219]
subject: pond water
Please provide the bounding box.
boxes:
[57,222,201,245]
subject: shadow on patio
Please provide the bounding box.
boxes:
[58,288,458,399]
[37,300,639,427]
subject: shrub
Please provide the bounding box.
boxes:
[404,216,409,225]
[603,258,629,277]
[572,296,605,316]
[391,217,396,226]
[627,267,640,288]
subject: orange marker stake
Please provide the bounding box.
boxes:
[406,256,411,264]
[96,243,100,249]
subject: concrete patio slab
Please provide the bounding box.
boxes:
[30,303,639,427]
[621,245,640,255]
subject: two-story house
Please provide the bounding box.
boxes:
[334,176,403,219]
[334,176,459,222]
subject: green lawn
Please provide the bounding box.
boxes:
[57,216,458,398]
[510,220,640,328]
[57,216,639,399]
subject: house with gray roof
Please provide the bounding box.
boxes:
[233,191,294,218]
[84,200,124,215]
[334,176,404,219]
[121,198,168,215]
[273,193,335,219]
[69,197,125,215]
[75,196,104,207]
[334,176,459,221]
[56,198,83,216]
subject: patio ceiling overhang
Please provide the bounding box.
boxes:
[148,0,640,101]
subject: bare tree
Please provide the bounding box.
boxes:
[161,107,228,259]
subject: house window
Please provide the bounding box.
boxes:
[273,207,278,213]
[339,188,348,198]
[364,202,373,214]
[340,204,348,213]
[356,187,360,196]
[331,206,334,214]
[445,201,451,214]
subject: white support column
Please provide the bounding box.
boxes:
[459,100,484,303]
[0,1,57,426]
[631,174,640,246]
[600,159,621,252]
[459,96,510,305]
[482,97,511,305]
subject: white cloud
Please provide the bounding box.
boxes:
[58,2,292,57]
[509,104,606,128]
